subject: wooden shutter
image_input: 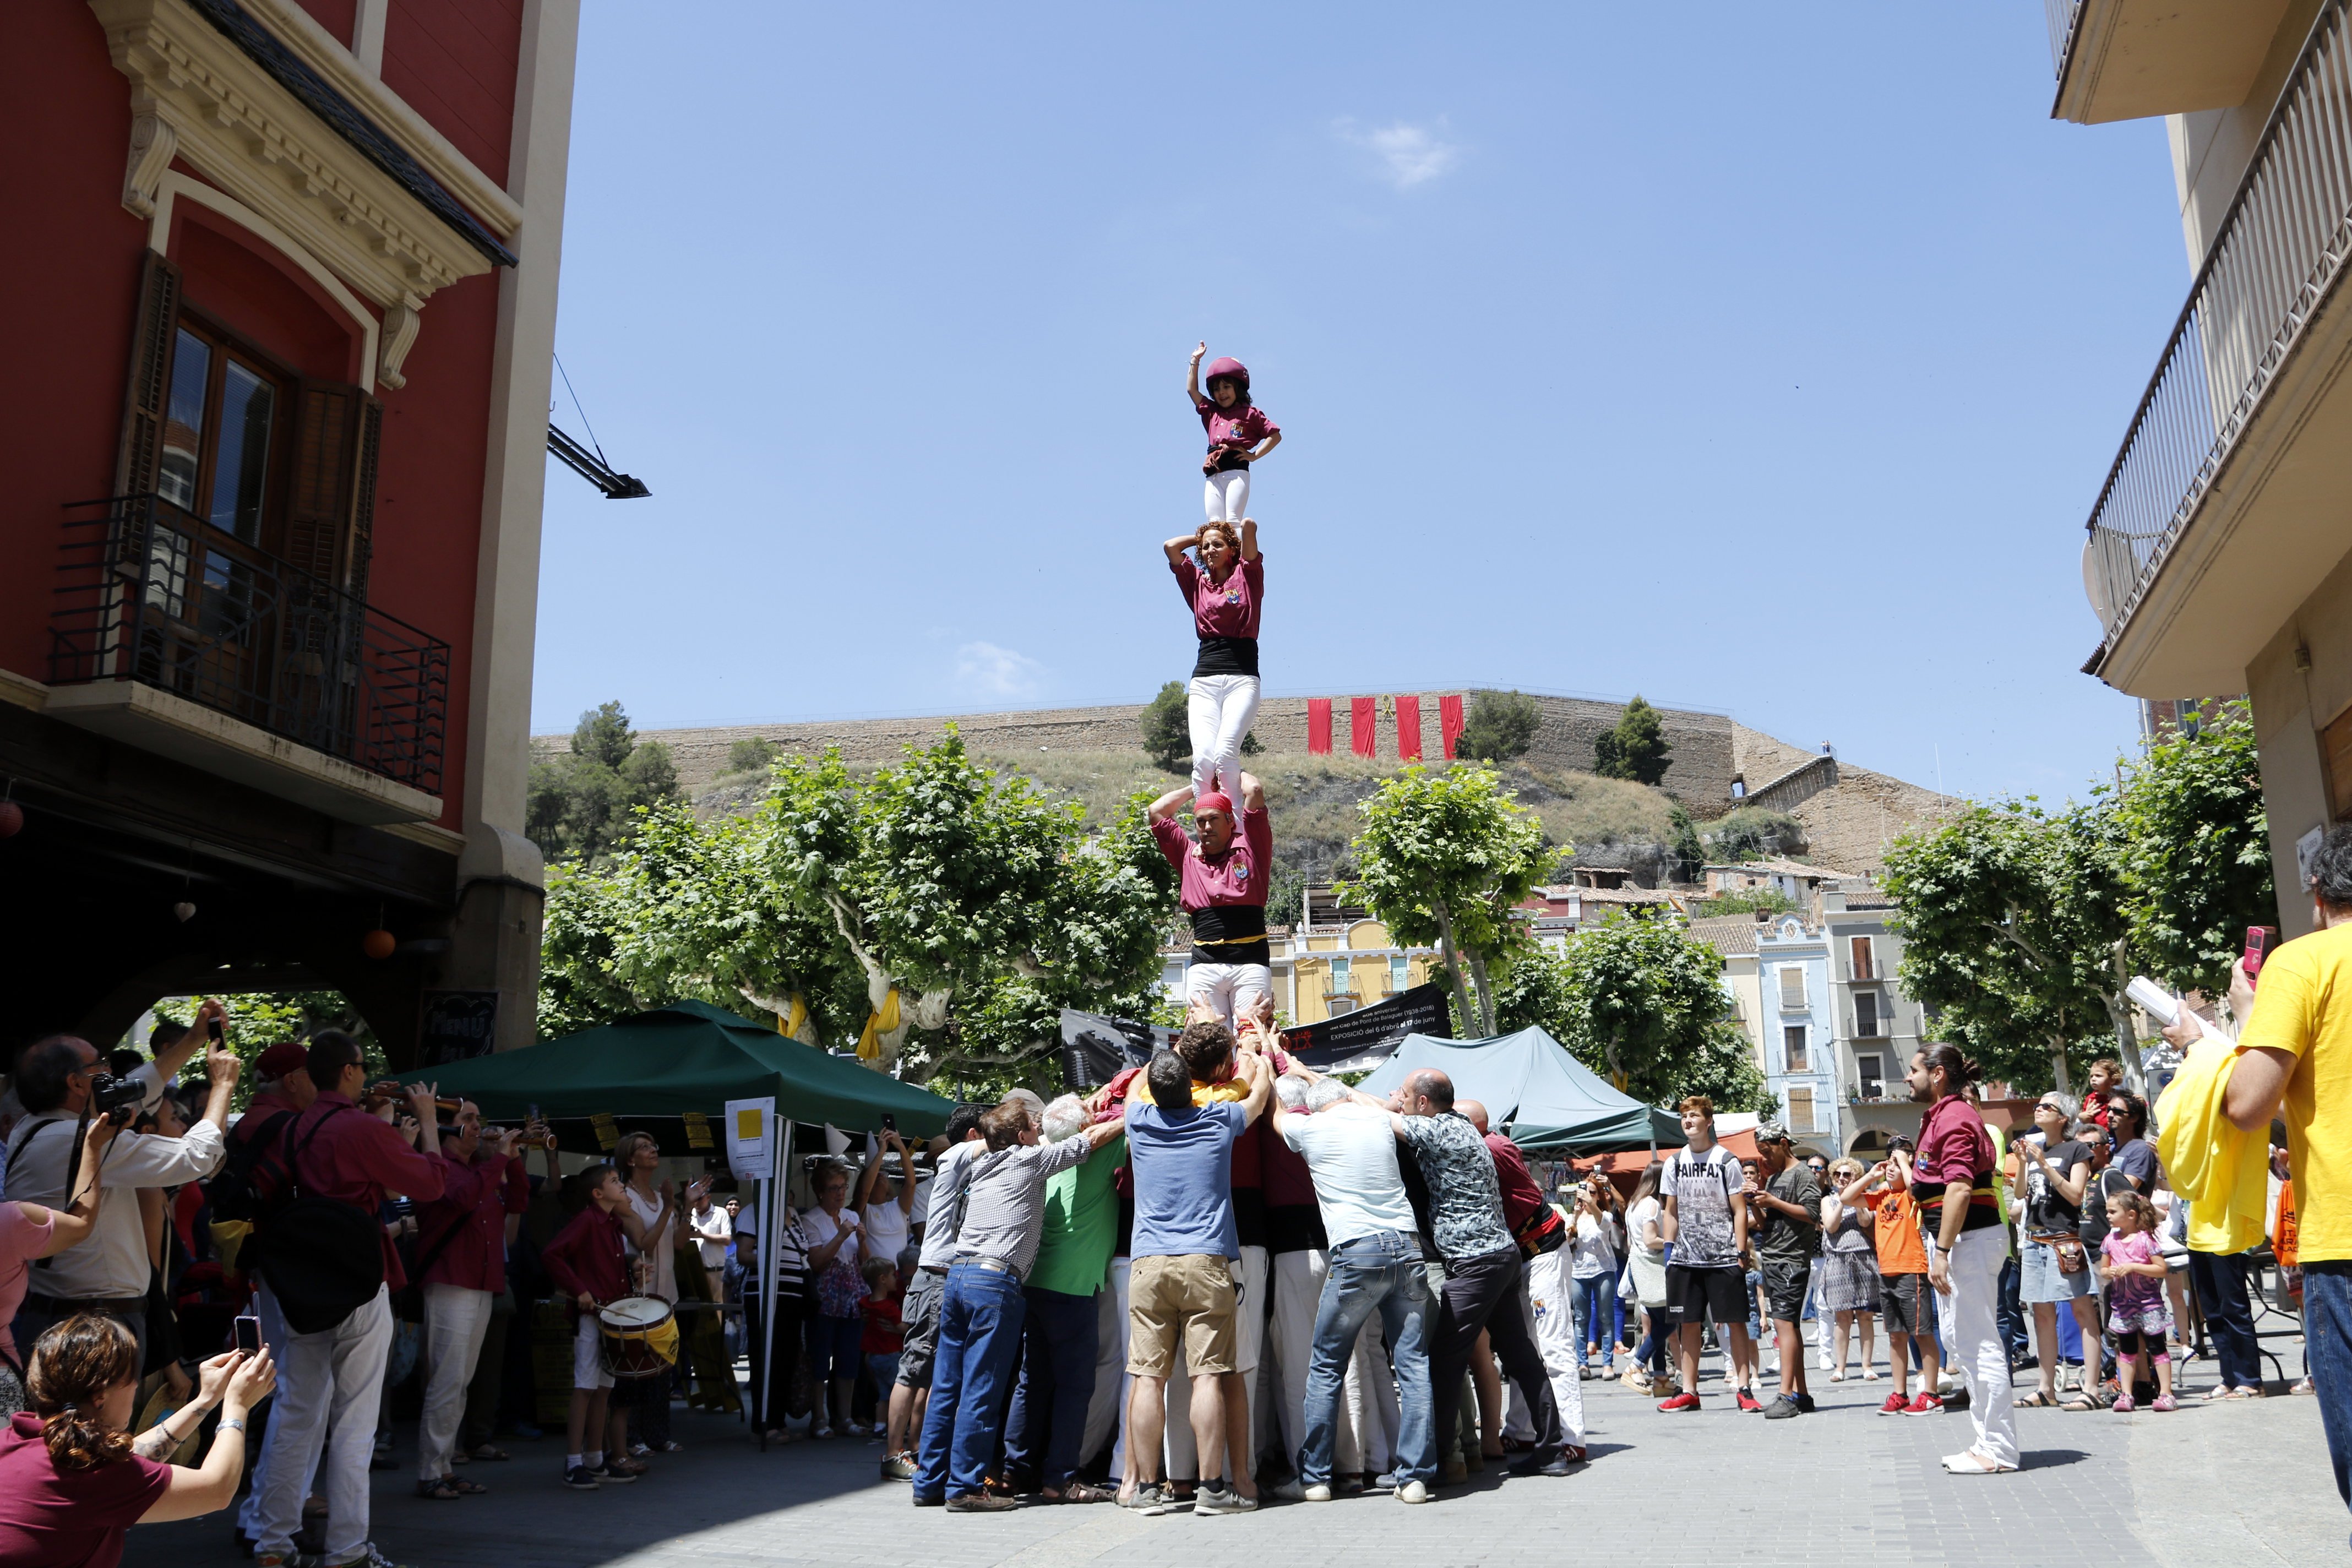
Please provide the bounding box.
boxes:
[285,380,362,587]
[346,398,382,607]
[115,252,183,496]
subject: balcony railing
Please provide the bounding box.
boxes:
[50,494,449,794]
[2083,0,2352,641]
[2045,0,2082,78]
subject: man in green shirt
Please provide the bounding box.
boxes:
[1002,1093,1124,1502]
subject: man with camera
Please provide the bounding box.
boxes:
[3,999,239,1359]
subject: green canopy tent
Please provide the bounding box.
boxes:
[1357,1026,1681,1153]
[399,999,953,1139]
[400,1000,953,1442]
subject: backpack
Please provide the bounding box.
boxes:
[249,1107,387,1334]
[205,1109,297,1224]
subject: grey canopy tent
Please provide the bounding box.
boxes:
[1356,1026,1681,1152]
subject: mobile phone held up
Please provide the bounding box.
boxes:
[880,1112,896,1134]
[234,1314,263,1355]
[2245,925,2282,986]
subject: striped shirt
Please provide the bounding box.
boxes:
[952,1137,1094,1280]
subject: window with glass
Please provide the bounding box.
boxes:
[1855,991,1881,1038]
[1848,935,1876,981]
[1783,1024,1808,1072]
[1389,954,1409,993]
[1857,1053,1885,1099]
[155,323,281,542]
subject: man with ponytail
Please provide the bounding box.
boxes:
[1909,1044,2015,1474]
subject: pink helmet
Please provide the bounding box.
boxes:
[1203,356,1250,395]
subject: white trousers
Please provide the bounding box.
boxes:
[1525,1249,1586,1445]
[1083,1261,1128,1468]
[255,1283,393,1560]
[237,1285,320,1539]
[1164,1244,1267,1479]
[1188,673,1261,800]
[1268,1248,1390,1473]
[1185,962,1272,1030]
[1947,1227,2018,1467]
[417,1283,494,1480]
[1204,467,1250,523]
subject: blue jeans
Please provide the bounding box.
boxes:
[913,1262,1027,1500]
[1632,1305,1670,1375]
[1299,1231,1435,1488]
[1574,1274,1615,1369]
[1003,1284,1099,1489]
[1997,1254,2028,1360]
[2190,1248,2262,1391]
[2304,1263,2352,1525]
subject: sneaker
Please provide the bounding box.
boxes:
[1794,1392,1816,1413]
[1736,1390,1764,1413]
[595,1462,638,1484]
[2152,1393,2178,1412]
[1267,1478,1329,1501]
[1396,1479,1430,1504]
[1119,1484,1171,1511]
[1763,1395,1801,1420]
[946,1493,1019,1512]
[321,1548,411,1568]
[880,1451,914,1480]
[1903,1393,1945,1415]
[1657,1392,1702,1412]
[2112,1392,2136,1413]
[254,1555,309,1568]
[1877,1393,1908,1415]
[1193,1484,1257,1515]
[563,1464,601,1490]
[1508,1453,1573,1477]
[812,1423,835,1440]
[1818,1346,1835,1371]
[912,1492,945,1508]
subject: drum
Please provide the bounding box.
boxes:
[597,1295,679,1380]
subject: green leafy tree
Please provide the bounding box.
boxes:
[1695,887,1799,917]
[1456,690,1542,764]
[2115,707,2275,993]
[150,992,381,1109]
[526,701,684,865]
[727,737,780,775]
[1698,807,1803,863]
[1140,682,1190,773]
[1593,695,1672,785]
[1489,929,1771,1110]
[1668,804,1705,881]
[1338,765,1550,1036]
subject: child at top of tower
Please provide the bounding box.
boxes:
[1188,342,1281,525]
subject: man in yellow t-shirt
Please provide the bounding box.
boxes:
[2229,824,2352,1516]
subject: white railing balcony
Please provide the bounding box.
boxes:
[2082,1,2352,686]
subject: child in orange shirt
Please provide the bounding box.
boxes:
[1847,1136,1942,1415]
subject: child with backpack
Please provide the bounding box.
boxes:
[542,1163,638,1488]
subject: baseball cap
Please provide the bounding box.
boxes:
[254,1041,308,1080]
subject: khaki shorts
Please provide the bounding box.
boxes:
[1126,1253,1237,1378]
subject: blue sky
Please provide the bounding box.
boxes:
[535,3,2187,804]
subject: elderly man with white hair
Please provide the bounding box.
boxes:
[1001,1095,1125,1502]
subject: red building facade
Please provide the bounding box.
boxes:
[1,0,579,1062]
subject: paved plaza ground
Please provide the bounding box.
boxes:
[123,1341,2342,1568]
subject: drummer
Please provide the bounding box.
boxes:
[542,1162,637,1492]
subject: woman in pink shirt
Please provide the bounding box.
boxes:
[1188,343,1282,526]
[1163,517,1265,800]
[0,1116,119,1417]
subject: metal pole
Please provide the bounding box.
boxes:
[756,1118,791,1444]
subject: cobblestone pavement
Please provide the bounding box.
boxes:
[126,1344,2339,1568]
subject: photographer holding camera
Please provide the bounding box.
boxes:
[3,1000,239,1362]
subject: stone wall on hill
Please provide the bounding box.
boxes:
[584,691,1746,809]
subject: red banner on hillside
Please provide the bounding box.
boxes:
[1440,694,1466,759]
[1395,694,1423,760]
[1352,696,1377,758]
[1307,698,1332,754]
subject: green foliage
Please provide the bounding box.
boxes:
[535,731,1173,1083]
[1338,765,1550,1036]
[1490,929,1771,1112]
[1667,804,1705,881]
[1694,887,1799,917]
[727,737,780,775]
[1592,695,1672,785]
[526,701,685,865]
[149,992,380,1110]
[1456,690,1542,764]
[1140,682,1190,774]
[2114,707,2274,994]
[1880,799,2128,1093]
[1697,807,1803,864]
[1241,730,1264,756]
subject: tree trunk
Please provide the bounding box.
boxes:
[2105,940,2151,1095]
[2049,1044,2072,1096]
[1466,951,1499,1038]
[1431,900,1479,1037]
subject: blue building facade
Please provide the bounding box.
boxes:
[1754,914,1841,1155]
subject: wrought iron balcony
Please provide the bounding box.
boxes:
[2082,0,2352,650]
[49,494,449,796]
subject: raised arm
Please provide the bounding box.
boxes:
[1237,771,1265,812]
[855,1148,885,1211]
[1149,782,1194,824]
[1239,517,1259,562]
[1836,1164,1882,1207]
[1235,1049,1274,1126]
[1164,531,1202,569]
[1186,341,1207,409]
[137,1348,275,1523]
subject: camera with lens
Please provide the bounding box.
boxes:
[86,1071,146,1126]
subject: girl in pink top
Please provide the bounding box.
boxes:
[2097,1192,2176,1412]
[1162,517,1264,799]
[0,1115,118,1415]
[1188,343,1281,525]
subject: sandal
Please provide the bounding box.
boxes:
[467,1445,511,1462]
[1046,1480,1117,1504]
[438,1474,488,1495]
[415,1479,463,1501]
[2016,1390,2058,1408]
[2060,1391,2105,1412]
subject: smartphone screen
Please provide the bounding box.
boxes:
[233,1315,262,1355]
[2245,925,2281,983]
[880,1112,896,1134]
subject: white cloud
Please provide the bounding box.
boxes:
[1337,117,1460,189]
[954,641,1046,701]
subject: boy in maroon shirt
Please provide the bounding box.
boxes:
[542,1164,634,1489]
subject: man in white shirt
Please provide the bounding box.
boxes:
[1269,1069,1438,1503]
[688,1184,732,1300]
[5,1000,239,1359]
